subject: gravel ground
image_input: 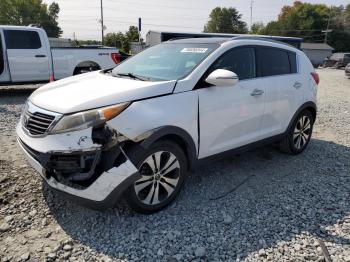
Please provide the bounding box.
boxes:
[0,69,350,262]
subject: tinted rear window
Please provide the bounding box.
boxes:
[258,48,291,77]
[4,30,41,49]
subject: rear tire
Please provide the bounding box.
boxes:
[124,140,187,214]
[279,110,314,155]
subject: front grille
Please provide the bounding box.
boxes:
[23,110,55,135]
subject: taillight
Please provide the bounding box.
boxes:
[311,72,319,85]
[111,53,121,64]
[49,75,55,82]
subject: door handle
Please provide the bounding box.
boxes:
[251,89,264,96]
[35,54,46,58]
[293,82,302,89]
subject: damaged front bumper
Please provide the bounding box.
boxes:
[16,123,140,209]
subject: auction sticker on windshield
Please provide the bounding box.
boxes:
[181,48,208,53]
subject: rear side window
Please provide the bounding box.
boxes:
[258,48,291,77]
[4,30,41,49]
[211,47,256,80]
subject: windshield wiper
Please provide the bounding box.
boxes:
[115,72,150,81]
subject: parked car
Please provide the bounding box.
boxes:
[0,25,122,83]
[323,53,350,68]
[346,63,350,78]
[16,37,319,213]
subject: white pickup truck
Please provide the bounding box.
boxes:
[0,25,121,83]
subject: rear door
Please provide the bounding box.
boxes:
[4,29,50,82]
[257,46,302,138]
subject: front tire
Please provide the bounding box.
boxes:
[279,110,314,154]
[125,140,187,214]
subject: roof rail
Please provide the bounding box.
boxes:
[231,36,299,48]
[28,24,43,28]
[167,37,195,42]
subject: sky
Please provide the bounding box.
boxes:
[42,0,348,40]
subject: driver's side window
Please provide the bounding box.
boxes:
[211,47,256,80]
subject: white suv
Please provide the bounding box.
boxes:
[17,37,319,213]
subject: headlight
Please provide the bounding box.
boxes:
[50,103,129,134]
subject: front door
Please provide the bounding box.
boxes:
[198,47,266,158]
[4,29,50,82]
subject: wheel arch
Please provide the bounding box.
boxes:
[73,60,101,75]
[138,126,198,171]
[286,101,317,133]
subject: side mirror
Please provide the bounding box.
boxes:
[205,69,239,87]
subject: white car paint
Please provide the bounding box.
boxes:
[30,71,177,113]
[16,37,317,206]
[0,25,119,83]
[109,91,199,152]
[198,76,267,158]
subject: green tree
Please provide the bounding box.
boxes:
[262,1,329,40]
[125,26,139,42]
[0,0,62,37]
[105,26,141,53]
[105,32,127,51]
[72,39,102,47]
[204,7,248,34]
[346,4,350,27]
[251,22,265,34]
[260,1,350,51]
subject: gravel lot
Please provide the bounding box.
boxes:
[0,69,350,262]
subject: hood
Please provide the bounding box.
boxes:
[30,71,176,114]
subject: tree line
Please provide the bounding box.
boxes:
[0,0,62,38]
[0,0,349,52]
[204,2,350,52]
[72,26,140,53]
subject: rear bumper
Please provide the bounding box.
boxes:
[16,123,140,209]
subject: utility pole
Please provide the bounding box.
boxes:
[250,0,254,33]
[323,6,332,43]
[138,18,142,43]
[100,0,104,45]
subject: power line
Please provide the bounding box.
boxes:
[59,0,212,12]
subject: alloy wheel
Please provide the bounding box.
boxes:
[134,151,180,206]
[293,115,312,150]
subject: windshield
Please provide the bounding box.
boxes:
[112,43,218,81]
